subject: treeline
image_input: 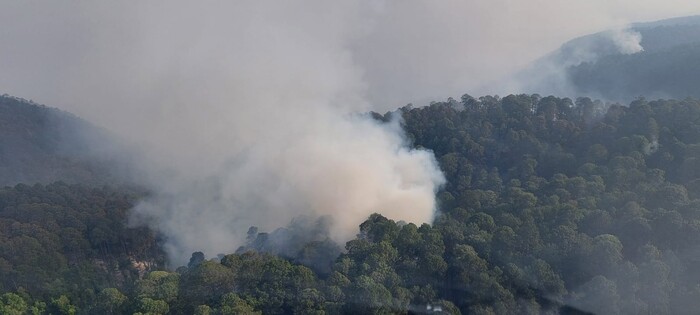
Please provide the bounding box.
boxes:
[0,183,164,314]
[6,95,700,314]
[2,215,461,315]
[400,95,700,314]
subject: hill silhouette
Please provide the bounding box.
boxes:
[0,94,119,186]
[520,15,700,101]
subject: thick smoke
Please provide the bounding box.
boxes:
[3,2,700,265]
[131,112,445,263]
[104,2,447,264]
[4,2,700,113]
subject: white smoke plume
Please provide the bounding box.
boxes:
[131,113,445,263]
[609,28,645,54]
[106,2,447,264]
[506,26,646,98]
[3,1,700,264]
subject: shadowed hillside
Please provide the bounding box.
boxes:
[520,15,700,101]
[0,94,123,186]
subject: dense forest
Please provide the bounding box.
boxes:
[5,95,700,314]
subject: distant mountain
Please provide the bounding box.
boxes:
[0,94,121,186]
[519,15,700,101]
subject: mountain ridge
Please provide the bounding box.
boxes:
[0,93,118,186]
[517,15,700,101]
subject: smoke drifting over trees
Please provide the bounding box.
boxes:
[2,1,700,264]
[4,2,700,113]
[6,2,700,313]
[8,1,448,264]
[83,1,448,263]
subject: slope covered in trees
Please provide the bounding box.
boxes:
[0,94,120,186]
[400,95,700,314]
[0,182,164,314]
[522,15,700,102]
[5,95,700,314]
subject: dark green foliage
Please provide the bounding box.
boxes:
[237,216,342,275]
[0,183,164,313]
[9,95,700,314]
[397,95,700,313]
[0,293,29,315]
[94,288,127,315]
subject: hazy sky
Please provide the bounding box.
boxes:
[1,1,700,123]
[2,1,700,263]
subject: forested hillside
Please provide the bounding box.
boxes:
[0,95,116,186]
[400,95,700,314]
[0,183,163,314]
[523,15,700,101]
[568,42,700,100]
[6,95,700,314]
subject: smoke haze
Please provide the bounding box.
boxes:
[2,1,700,264]
[610,29,645,54]
[510,27,647,98]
